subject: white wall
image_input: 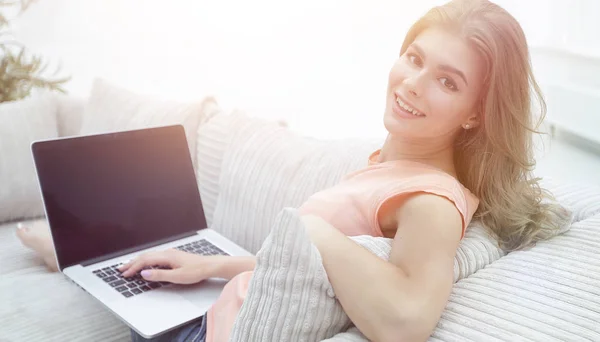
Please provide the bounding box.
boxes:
[10,0,443,139]
[495,0,600,145]
[9,0,600,141]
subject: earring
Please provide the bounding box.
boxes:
[464,124,471,130]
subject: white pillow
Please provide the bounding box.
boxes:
[230,208,362,342]
[55,93,86,137]
[196,111,257,227]
[0,94,59,222]
[80,78,220,168]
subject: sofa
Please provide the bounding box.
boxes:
[1,79,600,341]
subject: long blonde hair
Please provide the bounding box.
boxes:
[401,0,571,251]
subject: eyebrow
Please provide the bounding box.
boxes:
[411,43,469,86]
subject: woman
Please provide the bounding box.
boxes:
[17,0,570,341]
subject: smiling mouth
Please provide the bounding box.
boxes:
[395,96,425,117]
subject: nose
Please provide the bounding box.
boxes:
[403,71,425,98]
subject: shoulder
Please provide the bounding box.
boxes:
[395,192,463,231]
[388,192,463,276]
[410,169,479,226]
[378,169,477,239]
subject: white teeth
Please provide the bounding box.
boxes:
[396,97,424,116]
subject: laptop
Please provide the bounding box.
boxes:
[31,124,252,338]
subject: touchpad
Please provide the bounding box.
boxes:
[174,278,228,310]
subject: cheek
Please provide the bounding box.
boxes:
[425,90,470,127]
[427,90,457,117]
[388,59,409,85]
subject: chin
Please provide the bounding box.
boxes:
[383,109,414,137]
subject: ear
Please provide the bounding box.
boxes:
[464,114,480,129]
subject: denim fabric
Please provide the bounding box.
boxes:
[130,314,207,342]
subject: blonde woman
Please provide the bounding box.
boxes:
[17,0,570,341]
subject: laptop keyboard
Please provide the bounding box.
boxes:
[92,239,229,298]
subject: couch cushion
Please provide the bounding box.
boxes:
[80,78,220,168]
[0,219,130,341]
[540,178,600,223]
[431,212,600,341]
[0,94,59,223]
[196,112,245,227]
[55,93,86,137]
[196,110,289,228]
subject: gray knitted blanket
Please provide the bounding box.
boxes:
[229,208,370,341]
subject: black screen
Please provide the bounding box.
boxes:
[32,125,207,270]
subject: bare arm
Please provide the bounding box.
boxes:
[120,253,256,283]
[304,193,462,342]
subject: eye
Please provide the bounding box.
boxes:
[440,77,458,91]
[406,53,423,67]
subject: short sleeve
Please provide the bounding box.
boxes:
[373,172,473,240]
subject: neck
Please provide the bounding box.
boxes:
[379,134,457,176]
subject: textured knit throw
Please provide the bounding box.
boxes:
[229,208,391,342]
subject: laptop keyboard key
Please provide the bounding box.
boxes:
[110,279,126,287]
[127,283,137,289]
[140,285,151,292]
[135,280,146,286]
[122,291,133,298]
[103,276,118,283]
[131,288,143,295]
[148,282,161,289]
[116,286,128,292]
[96,272,107,278]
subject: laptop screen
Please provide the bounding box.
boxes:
[32,125,207,270]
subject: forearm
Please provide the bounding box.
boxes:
[305,218,421,341]
[209,256,256,280]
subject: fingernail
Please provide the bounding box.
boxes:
[141,270,151,278]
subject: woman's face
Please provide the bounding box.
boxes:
[383,27,485,141]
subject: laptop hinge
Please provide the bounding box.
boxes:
[80,231,198,267]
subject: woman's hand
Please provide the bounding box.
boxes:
[118,249,256,284]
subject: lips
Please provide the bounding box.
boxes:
[394,94,425,117]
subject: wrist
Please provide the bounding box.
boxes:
[211,256,256,280]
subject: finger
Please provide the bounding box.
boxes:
[118,256,149,275]
[116,259,132,272]
[118,249,178,273]
[141,268,185,283]
[121,252,173,277]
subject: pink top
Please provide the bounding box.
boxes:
[205,150,480,342]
